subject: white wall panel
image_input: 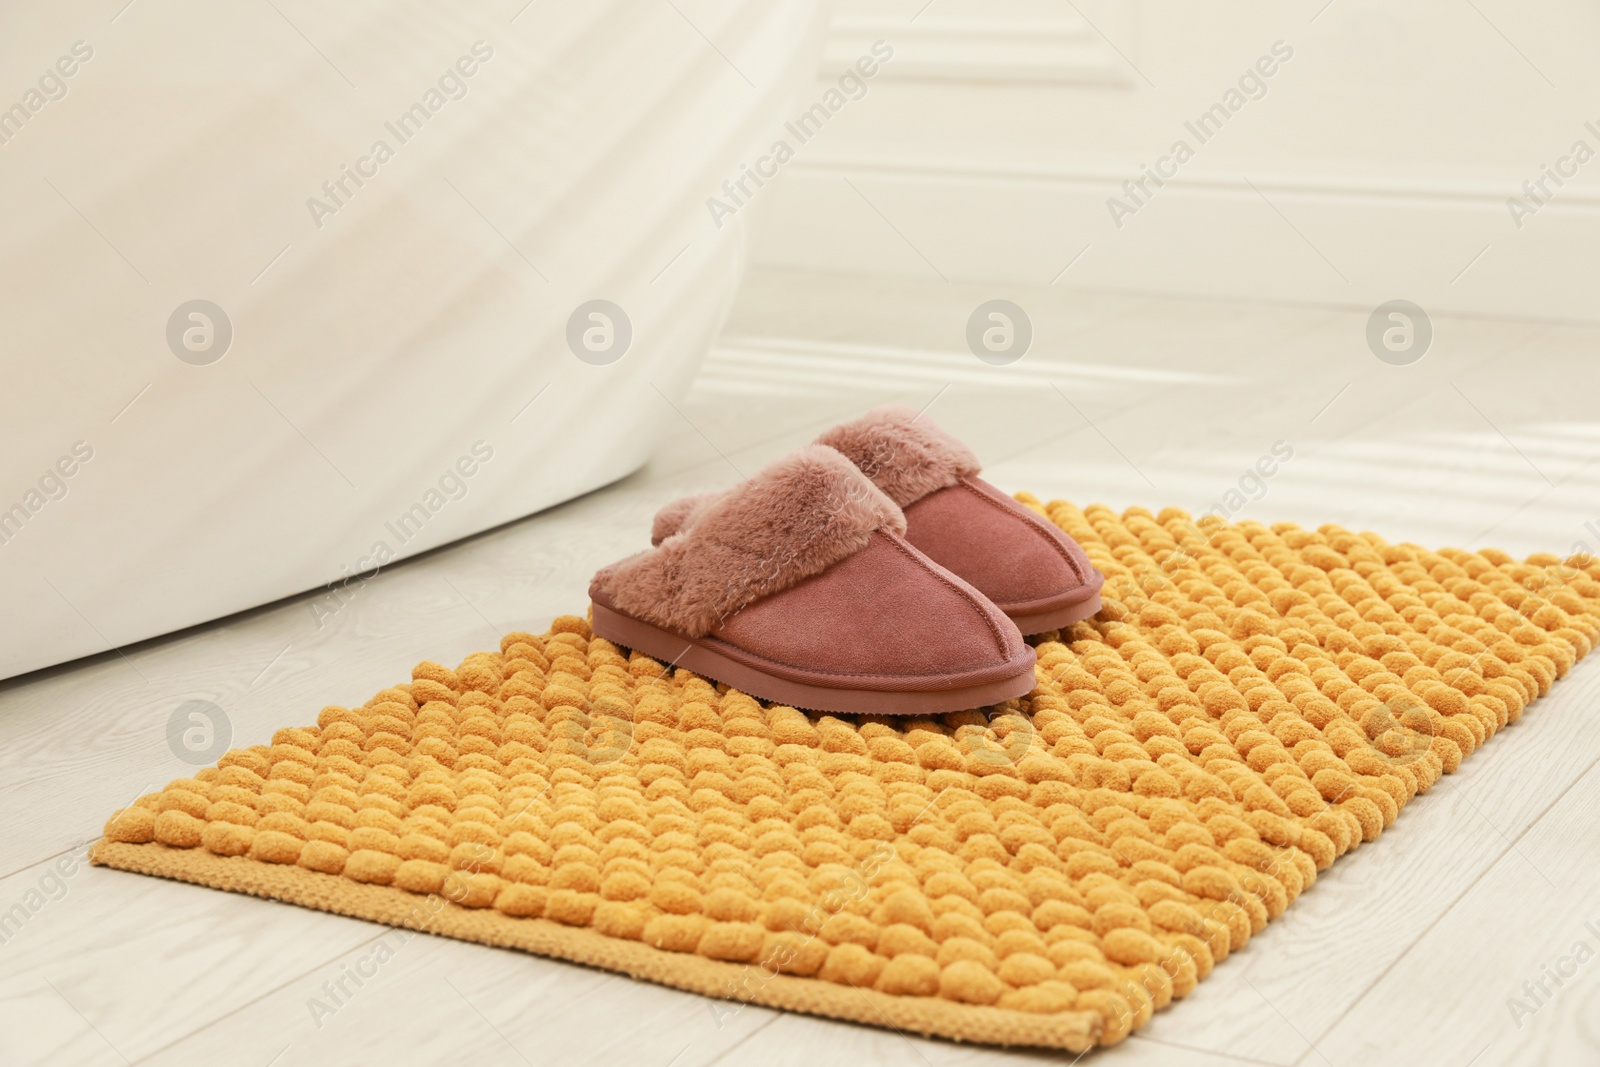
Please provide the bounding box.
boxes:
[758,0,1600,320]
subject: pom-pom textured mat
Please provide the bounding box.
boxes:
[92,498,1600,1052]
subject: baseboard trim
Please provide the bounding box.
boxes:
[789,152,1600,208]
[754,153,1600,322]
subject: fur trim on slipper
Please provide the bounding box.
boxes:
[814,404,980,508]
[650,491,719,547]
[592,446,904,638]
[650,407,983,545]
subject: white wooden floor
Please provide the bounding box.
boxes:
[4,268,1599,1067]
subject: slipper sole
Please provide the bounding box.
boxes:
[1005,587,1104,635]
[997,570,1106,635]
[590,601,1037,716]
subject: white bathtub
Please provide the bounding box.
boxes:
[0,0,828,679]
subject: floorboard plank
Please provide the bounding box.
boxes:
[1310,758,1600,1067]
[1131,658,1600,1064]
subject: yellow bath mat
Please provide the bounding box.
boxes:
[92,499,1600,1051]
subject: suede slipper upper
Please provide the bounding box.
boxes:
[652,407,1105,635]
[590,445,1036,715]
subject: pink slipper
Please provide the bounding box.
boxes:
[591,446,1036,715]
[652,407,1104,635]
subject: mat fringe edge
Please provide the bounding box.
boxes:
[90,840,1102,1052]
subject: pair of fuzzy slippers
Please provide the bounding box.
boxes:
[589,407,1105,715]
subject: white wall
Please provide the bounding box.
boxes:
[757,0,1600,321]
